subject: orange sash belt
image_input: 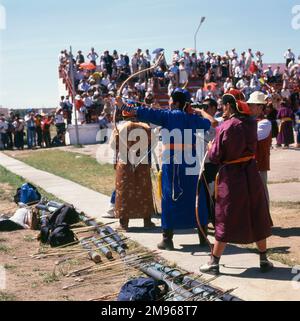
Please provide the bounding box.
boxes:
[215,155,255,199]
[163,144,196,151]
[279,117,293,133]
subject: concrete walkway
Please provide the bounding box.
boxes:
[58,144,300,203]
[0,152,299,301]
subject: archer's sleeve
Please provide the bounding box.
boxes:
[136,107,169,127]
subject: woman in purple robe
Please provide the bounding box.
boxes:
[276,101,295,148]
[200,90,274,276]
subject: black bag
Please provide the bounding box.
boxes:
[117,278,167,301]
[40,204,79,247]
[49,223,75,247]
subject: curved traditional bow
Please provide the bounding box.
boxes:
[113,52,165,134]
[195,147,214,254]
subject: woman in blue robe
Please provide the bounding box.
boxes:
[116,89,212,250]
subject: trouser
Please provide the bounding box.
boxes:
[297,126,300,144]
[0,133,8,149]
[43,131,51,148]
[286,59,293,67]
[36,126,43,147]
[27,128,36,148]
[260,171,270,204]
[7,132,13,149]
[14,131,24,149]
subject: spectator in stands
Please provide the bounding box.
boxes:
[25,111,36,149]
[284,49,295,67]
[6,112,15,150]
[42,115,53,148]
[0,115,8,150]
[35,114,43,148]
[13,115,25,150]
[87,47,99,66]
[54,108,66,135]
[76,50,85,65]
[103,50,114,76]
[63,96,73,125]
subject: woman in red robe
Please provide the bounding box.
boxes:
[200,90,274,275]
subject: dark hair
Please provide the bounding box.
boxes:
[203,98,218,109]
[222,95,245,118]
[172,92,187,110]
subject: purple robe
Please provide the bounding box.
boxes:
[209,116,273,244]
[276,106,295,146]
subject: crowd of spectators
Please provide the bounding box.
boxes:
[1,47,299,151]
[0,108,67,151]
[58,46,300,148]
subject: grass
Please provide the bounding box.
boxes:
[0,292,17,301]
[40,272,60,284]
[269,178,300,185]
[11,150,115,196]
[4,264,17,270]
[0,244,10,254]
[0,165,63,203]
[270,201,300,210]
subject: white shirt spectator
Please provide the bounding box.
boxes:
[223,80,233,92]
[284,50,295,60]
[0,119,8,133]
[83,96,93,108]
[234,65,244,78]
[236,78,247,90]
[195,88,203,102]
[55,113,65,125]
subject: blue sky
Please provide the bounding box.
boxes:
[0,0,300,109]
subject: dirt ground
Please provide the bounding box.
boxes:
[0,180,299,300]
[0,184,143,301]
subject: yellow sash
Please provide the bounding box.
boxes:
[279,117,293,133]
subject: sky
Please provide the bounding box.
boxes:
[0,0,300,109]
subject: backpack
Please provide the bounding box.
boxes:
[14,183,41,205]
[49,223,75,247]
[40,204,79,247]
[117,278,168,301]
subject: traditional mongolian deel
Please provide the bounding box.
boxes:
[136,107,211,230]
[209,116,273,244]
[276,105,295,146]
[113,121,155,221]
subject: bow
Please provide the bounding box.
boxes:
[112,53,165,166]
[195,145,214,254]
[114,52,165,133]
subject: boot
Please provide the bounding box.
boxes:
[199,255,220,276]
[197,225,208,247]
[157,230,174,251]
[144,218,156,228]
[260,251,274,273]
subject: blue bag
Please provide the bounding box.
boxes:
[117,277,167,301]
[14,183,41,204]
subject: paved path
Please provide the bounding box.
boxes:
[0,152,299,301]
[59,144,300,203]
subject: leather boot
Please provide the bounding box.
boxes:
[157,230,174,251]
[197,225,208,246]
[144,218,156,228]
